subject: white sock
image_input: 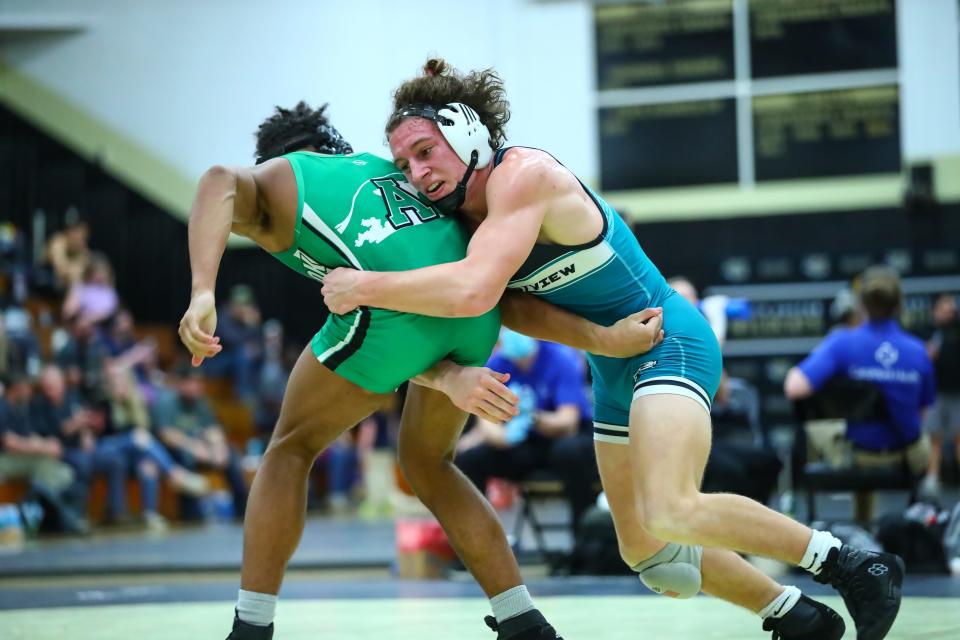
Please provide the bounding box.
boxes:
[490,585,535,623]
[758,585,802,619]
[800,530,842,575]
[236,589,278,627]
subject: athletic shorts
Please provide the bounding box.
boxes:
[922,392,960,438]
[589,292,722,445]
[311,306,500,394]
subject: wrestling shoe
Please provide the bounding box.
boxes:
[484,609,563,639]
[814,544,904,640]
[761,595,845,640]
[225,612,273,640]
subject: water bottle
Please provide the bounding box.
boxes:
[0,504,24,545]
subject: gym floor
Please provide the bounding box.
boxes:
[1,509,958,639]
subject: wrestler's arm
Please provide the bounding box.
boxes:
[322,162,547,317]
[179,159,295,365]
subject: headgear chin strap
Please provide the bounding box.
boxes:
[395,103,493,213]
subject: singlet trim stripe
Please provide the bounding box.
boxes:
[508,249,576,283]
[319,307,372,370]
[633,377,711,410]
[301,217,353,268]
[302,203,362,269]
[493,147,609,258]
[594,426,630,439]
[509,251,617,293]
[593,421,629,433]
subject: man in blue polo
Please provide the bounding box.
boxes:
[784,266,935,518]
[456,329,596,530]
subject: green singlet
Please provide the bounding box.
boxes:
[270,151,499,393]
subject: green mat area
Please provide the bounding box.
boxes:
[1,595,957,639]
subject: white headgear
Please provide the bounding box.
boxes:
[395,102,493,169]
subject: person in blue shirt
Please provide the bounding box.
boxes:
[456,329,595,530]
[785,266,934,520]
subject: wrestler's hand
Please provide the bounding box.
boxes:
[595,307,664,357]
[413,360,520,423]
[178,289,222,367]
[440,366,520,424]
[321,267,363,315]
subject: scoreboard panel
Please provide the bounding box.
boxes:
[596,0,734,90]
[599,99,738,190]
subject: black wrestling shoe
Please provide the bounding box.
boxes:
[484,609,563,639]
[761,595,845,640]
[814,544,904,640]
[226,612,274,640]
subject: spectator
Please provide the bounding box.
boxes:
[0,221,29,307]
[153,362,248,519]
[30,364,123,523]
[203,284,262,400]
[829,287,864,331]
[667,275,737,347]
[252,319,290,443]
[320,431,360,515]
[921,292,960,496]
[456,329,595,530]
[0,311,41,380]
[61,252,119,328]
[0,372,86,534]
[44,208,91,291]
[0,314,14,380]
[103,308,159,403]
[99,363,209,530]
[55,314,111,404]
[784,266,935,521]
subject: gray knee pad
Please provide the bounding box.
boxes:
[631,543,703,599]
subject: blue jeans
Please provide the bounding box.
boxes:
[62,446,126,517]
[93,432,179,515]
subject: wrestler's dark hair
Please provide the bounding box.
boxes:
[385,58,510,150]
[254,101,352,164]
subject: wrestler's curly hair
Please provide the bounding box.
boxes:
[254,101,352,164]
[385,58,510,150]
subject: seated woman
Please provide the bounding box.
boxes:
[61,252,119,329]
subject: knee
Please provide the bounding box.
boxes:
[397,448,451,502]
[138,460,159,479]
[265,426,325,465]
[632,543,703,599]
[640,494,701,542]
[43,461,75,490]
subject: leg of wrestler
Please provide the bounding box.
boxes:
[240,346,387,595]
[627,394,812,560]
[629,394,894,640]
[595,440,781,612]
[398,384,560,638]
[397,383,522,596]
